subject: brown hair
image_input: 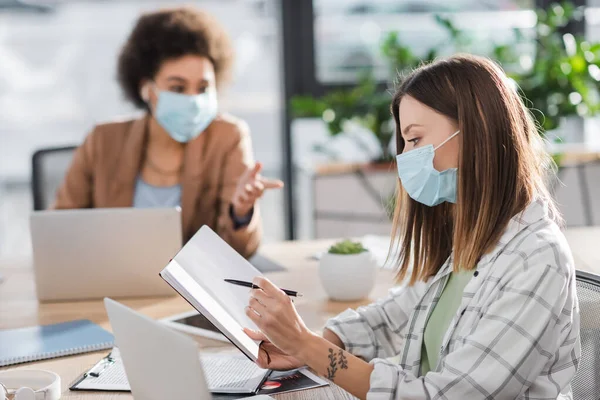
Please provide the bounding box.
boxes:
[117,7,234,108]
[390,54,559,285]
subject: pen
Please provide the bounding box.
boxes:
[224,279,303,297]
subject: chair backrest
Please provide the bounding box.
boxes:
[572,270,600,400]
[31,146,77,211]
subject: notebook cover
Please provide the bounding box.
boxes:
[0,319,114,367]
[159,225,265,363]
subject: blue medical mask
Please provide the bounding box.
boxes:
[150,85,218,143]
[396,130,460,207]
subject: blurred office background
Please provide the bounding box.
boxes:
[1,0,600,262]
[0,0,284,261]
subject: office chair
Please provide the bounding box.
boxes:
[572,270,600,400]
[31,146,77,211]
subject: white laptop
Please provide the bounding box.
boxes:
[30,208,182,301]
[104,298,273,399]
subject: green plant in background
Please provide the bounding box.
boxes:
[291,16,462,163]
[380,15,471,75]
[292,74,396,161]
[291,1,600,163]
[498,2,600,132]
[328,239,367,255]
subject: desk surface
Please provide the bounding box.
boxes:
[0,239,399,400]
[1,230,599,399]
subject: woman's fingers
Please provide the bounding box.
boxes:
[237,192,250,204]
[252,277,285,298]
[242,327,271,368]
[249,295,267,314]
[250,287,274,304]
[244,183,254,195]
[245,162,262,180]
[261,178,284,189]
[243,183,262,200]
[243,327,267,341]
[253,181,265,192]
[256,347,271,368]
[245,306,261,323]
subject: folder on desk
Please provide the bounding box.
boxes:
[159,225,265,362]
[0,320,114,367]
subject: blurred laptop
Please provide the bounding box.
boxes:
[104,298,273,400]
[30,208,181,301]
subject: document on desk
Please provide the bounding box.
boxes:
[159,225,266,361]
[70,348,131,391]
[71,348,270,394]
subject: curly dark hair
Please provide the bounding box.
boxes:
[117,7,234,108]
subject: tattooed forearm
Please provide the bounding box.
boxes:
[326,348,337,380]
[339,349,348,370]
[326,348,349,380]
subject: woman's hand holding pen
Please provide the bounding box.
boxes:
[244,277,315,370]
[245,278,373,399]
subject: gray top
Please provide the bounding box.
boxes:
[133,177,181,208]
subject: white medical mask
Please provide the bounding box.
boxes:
[396,130,460,207]
[143,83,218,143]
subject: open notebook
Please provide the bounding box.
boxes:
[159,226,264,361]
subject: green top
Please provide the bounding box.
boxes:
[420,270,473,376]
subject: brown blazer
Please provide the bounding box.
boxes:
[54,113,261,258]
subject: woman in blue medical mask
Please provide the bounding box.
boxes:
[241,55,580,399]
[55,7,282,258]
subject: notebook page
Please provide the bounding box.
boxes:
[172,226,262,332]
[161,226,269,360]
[200,354,268,393]
[163,261,260,360]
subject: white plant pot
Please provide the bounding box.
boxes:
[318,251,377,301]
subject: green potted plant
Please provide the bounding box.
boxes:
[318,240,376,301]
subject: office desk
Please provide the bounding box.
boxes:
[1,230,599,399]
[0,239,397,399]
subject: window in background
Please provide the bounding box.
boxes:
[587,3,600,40]
[0,0,284,260]
[313,0,536,83]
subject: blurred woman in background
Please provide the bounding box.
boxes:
[55,7,282,258]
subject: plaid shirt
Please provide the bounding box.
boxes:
[325,199,580,399]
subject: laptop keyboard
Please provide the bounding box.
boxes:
[200,354,267,390]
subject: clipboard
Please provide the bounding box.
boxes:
[70,348,129,392]
[70,346,272,395]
